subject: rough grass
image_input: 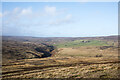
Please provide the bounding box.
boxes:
[55,46,118,58]
[53,40,109,48]
[2,44,118,78]
[2,57,119,78]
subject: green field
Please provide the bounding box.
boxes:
[53,40,109,48]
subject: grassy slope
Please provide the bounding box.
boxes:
[53,40,109,48]
[2,36,118,78]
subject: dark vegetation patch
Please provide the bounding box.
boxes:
[99,46,117,50]
[35,44,57,58]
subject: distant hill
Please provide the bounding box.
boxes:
[2,35,118,64]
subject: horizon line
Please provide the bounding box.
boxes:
[2,34,118,38]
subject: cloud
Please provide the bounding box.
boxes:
[49,14,73,26]
[3,11,9,17]
[3,7,33,29]
[3,7,20,18]
[65,14,72,21]
[13,7,21,14]
[3,6,73,32]
[3,6,75,37]
[45,6,56,16]
[21,7,32,15]
[0,12,2,17]
[3,7,32,17]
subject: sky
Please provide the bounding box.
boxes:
[1,2,118,37]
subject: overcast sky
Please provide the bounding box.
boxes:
[1,2,118,37]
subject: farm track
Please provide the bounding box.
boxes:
[2,60,120,78]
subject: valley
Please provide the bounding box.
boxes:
[2,36,119,79]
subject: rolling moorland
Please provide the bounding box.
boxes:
[2,35,120,79]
